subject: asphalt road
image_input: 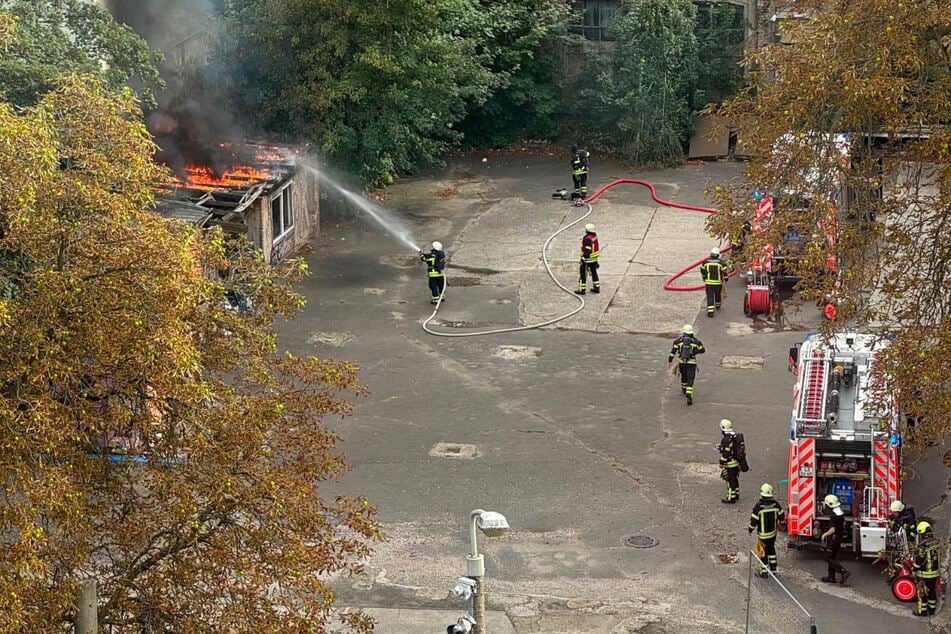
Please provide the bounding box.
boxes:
[276,154,947,633]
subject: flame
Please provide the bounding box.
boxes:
[169,164,272,191]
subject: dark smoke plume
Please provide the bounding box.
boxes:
[102,0,254,176]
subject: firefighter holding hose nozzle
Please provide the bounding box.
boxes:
[420,241,446,305]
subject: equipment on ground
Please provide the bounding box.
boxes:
[552,188,568,200]
[786,332,902,560]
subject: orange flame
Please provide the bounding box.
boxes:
[169,164,271,191]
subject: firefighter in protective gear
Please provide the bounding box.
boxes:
[668,325,705,405]
[420,241,446,304]
[913,521,940,616]
[570,144,589,201]
[575,223,600,295]
[717,419,741,503]
[750,483,786,575]
[699,248,725,317]
[820,494,851,584]
[887,500,917,546]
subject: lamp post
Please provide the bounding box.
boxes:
[466,509,509,634]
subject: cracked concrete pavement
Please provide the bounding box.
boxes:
[277,154,949,633]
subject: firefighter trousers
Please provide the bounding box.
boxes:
[572,173,588,198]
[428,275,445,302]
[578,261,599,292]
[679,363,696,397]
[759,536,777,571]
[723,465,740,502]
[916,577,938,615]
[704,283,722,316]
[825,537,848,579]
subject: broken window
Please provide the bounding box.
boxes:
[271,183,294,240]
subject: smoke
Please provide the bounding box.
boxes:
[101,0,253,175]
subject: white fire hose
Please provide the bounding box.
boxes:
[422,203,593,337]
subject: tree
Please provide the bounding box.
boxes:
[0,76,379,632]
[455,0,573,148]
[693,1,744,106]
[0,1,161,107]
[709,0,951,450]
[571,0,699,165]
[223,0,495,187]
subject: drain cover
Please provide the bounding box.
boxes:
[623,535,658,548]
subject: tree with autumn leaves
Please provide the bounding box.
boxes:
[0,76,379,632]
[709,0,951,450]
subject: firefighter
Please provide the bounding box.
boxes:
[749,483,786,575]
[419,241,446,305]
[887,500,917,545]
[913,521,941,616]
[729,220,752,274]
[570,144,589,202]
[668,325,705,405]
[717,419,741,503]
[820,494,851,584]
[575,223,600,295]
[699,247,725,317]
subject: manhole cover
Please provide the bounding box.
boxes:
[429,442,480,459]
[623,535,658,549]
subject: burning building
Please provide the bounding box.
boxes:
[155,144,319,264]
[100,0,320,263]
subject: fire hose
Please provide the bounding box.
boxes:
[421,178,734,337]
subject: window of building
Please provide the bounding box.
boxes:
[271,184,294,241]
[571,0,619,41]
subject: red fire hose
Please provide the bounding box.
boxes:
[583,178,734,291]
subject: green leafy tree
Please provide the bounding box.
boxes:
[0,76,379,632]
[693,1,744,106]
[223,0,495,187]
[456,0,573,148]
[709,0,951,451]
[573,0,699,165]
[0,1,161,107]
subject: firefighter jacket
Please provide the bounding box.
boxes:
[915,540,941,580]
[571,152,589,176]
[668,335,705,366]
[718,433,740,469]
[700,257,725,286]
[750,497,786,539]
[421,250,445,278]
[580,232,600,263]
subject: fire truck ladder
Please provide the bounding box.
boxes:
[796,349,830,435]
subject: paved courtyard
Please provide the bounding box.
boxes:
[276,154,949,633]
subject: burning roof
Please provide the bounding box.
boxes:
[154,143,299,228]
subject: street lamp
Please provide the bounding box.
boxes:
[466,509,509,634]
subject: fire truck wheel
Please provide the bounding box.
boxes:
[891,573,918,602]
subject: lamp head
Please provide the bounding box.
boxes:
[476,510,510,537]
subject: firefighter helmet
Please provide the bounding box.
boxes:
[823,494,841,509]
[585,223,595,233]
[682,324,694,335]
[710,248,720,258]
[890,500,905,513]
[760,483,774,497]
[917,521,932,535]
[719,419,734,433]
[432,241,443,251]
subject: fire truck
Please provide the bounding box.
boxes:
[785,332,901,557]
